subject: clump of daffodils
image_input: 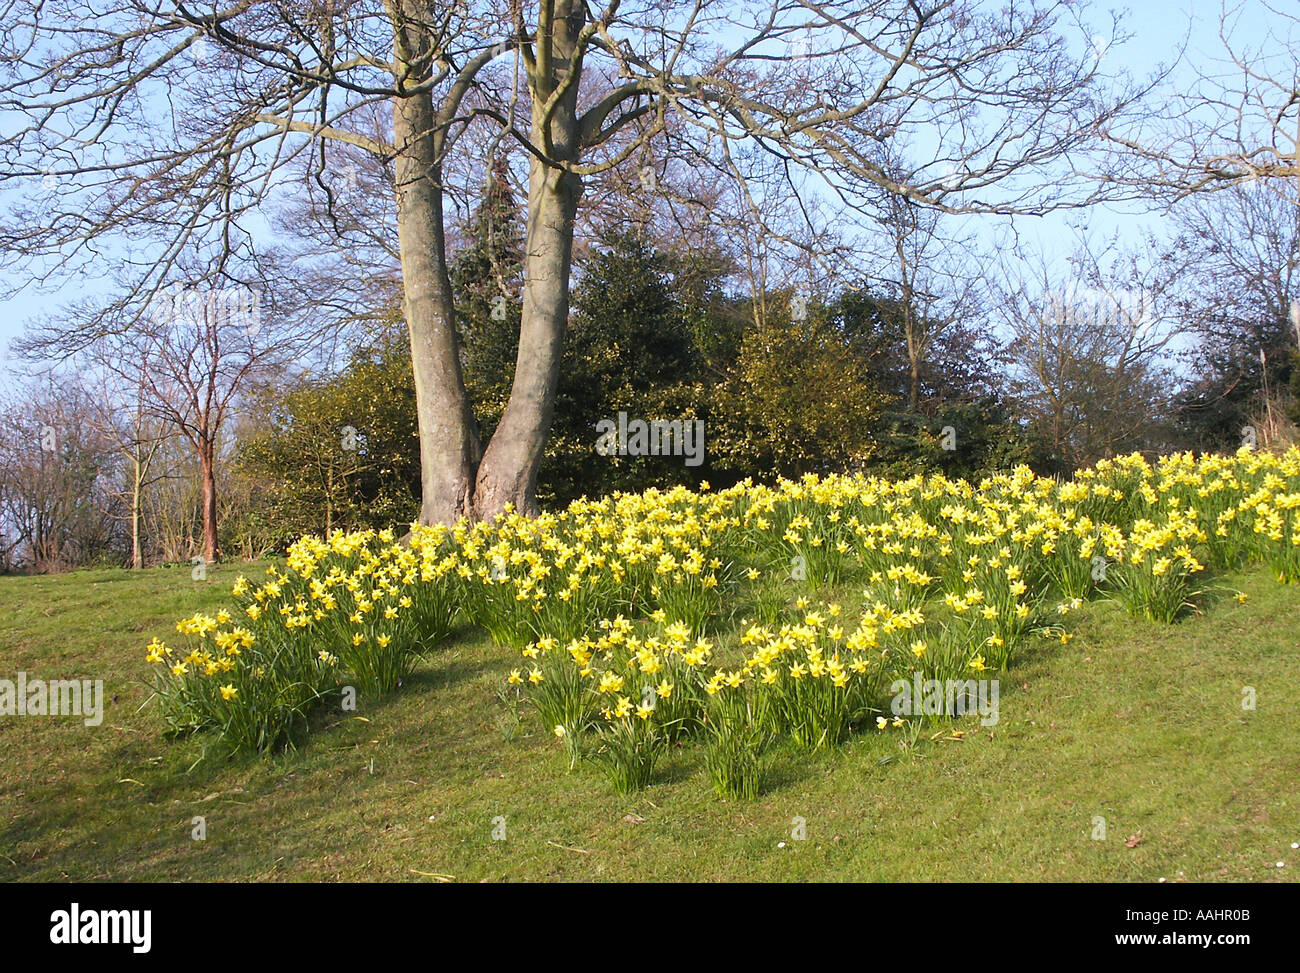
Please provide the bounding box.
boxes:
[149,448,1300,767]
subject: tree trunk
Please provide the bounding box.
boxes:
[199,438,218,564]
[473,2,585,520]
[131,451,143,569]
[393,85,481,526]
[472,155,582,518]
[903,284,921,414]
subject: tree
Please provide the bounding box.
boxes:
[1169,183,1299,450]
[871,188,989,414]
[139,432,205,565]
[2,1,1152,525]
[712,294,890,479]
[239,328,421,542]
[451,154,525,441]
[826,282,1021,477]
[544,232,705,502]
[1290,337,1300,431]
[0,2,500,525]
[20,275,315,563]
[85,352,173,570]
[995,235,1185,469]
[0,377,118,571]
[1102,1,1300,196]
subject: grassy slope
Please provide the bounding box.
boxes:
[1,561,1298,882]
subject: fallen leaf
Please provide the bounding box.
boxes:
[622,813,646,824]
[1125,831,1143,848]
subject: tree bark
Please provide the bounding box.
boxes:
[131,451,143,569]
[473,155,582,518]
[199,438,218,564]
[473,1,585,520]
[393,81,481,526]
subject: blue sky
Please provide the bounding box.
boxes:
[0,1,1283,379]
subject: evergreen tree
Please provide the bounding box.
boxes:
[237,328,421,544]
[710,291,888,479]
[450,155,524,436]
[542,233,707,503]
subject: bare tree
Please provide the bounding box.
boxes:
[83,350,174,569]
[1102,0,1300,203]
[1174,181,1300,331]
[1169,181,1300,448]
[0,376,118,571]
[18,270,316,563]
[141,433,205,565]
[994,232,1189,467]
[2,0,1154,525]
[871,186,987,413]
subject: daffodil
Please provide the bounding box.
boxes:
[597,672,625,694]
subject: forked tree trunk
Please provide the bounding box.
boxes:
[393,80,481,527]
[388,1,586,525]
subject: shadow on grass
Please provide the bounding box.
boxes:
[401,655,496,695]
[651,748,704,787]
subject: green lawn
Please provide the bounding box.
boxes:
[1,560,1298,882]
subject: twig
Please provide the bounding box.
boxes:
[547,840,591,855]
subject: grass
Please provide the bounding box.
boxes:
[1,560,1298,882]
